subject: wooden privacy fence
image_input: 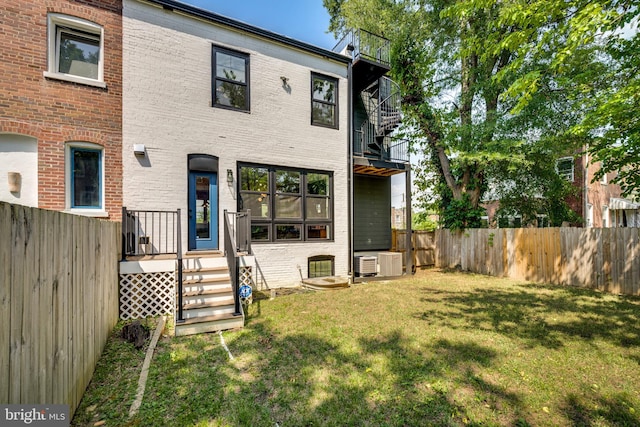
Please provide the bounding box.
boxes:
[392,230,436,268]
[434,227,640,296]
[0,202,120,417]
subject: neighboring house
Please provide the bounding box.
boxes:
[482,151,639,228]
[392,207,406,229]
[120,0,411,334]
[581,154,640,227]
[0,0,122,219]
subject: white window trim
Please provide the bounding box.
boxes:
[586,203,593,228]
[555,157,575,182]
[602,205,609,228]
[64,142,107,217]
[600,162,608,184]
[44,14,106,88]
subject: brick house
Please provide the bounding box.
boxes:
[119,0,411,334]
[0,0,122,219]
[482,152,639,228]
[581,154,639,228]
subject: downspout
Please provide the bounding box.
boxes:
[347,45,354,283]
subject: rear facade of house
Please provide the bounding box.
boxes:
[122,0,351,287]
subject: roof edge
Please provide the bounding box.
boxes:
[141,0,351,64]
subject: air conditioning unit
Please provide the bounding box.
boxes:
[354,256,377,277]
[378,252,402,277]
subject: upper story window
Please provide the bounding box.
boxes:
[239,164,333,242]
[600,161,608,184]
[555,157,574,182]
[65,142,106,217]
[311,73,338,129]
[212,46,250,111]
[45,14,105,88]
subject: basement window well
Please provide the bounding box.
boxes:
[308,255,334,278]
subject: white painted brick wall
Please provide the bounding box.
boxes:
[123,0,350,287]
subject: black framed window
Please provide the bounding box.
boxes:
[239,164,333,242]
[311,73,338,128]
[212,46,249,111]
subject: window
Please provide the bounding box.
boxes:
[311,73,338,128]
[600,162,608,184]
[556,157,574,182]
[586,203,593,227]
[602,205,609,228]
[65,143,105,216]
[536,215,550,228]
[308,255,335,278]
[45,14,104,87]
[212,46,249,111]
[239,164,333,242]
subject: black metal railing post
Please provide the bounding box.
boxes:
[176,208,183,322]
[245,209,251,255]
[224,210,251,317]
[121,206,127,261]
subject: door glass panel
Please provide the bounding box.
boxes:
[196,176,210,239]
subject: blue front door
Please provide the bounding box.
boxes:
[188,172,218,250]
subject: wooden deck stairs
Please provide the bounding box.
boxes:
[175,251,244,337]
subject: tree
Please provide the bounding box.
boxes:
[489,1,639,198]
[325,0,592,229]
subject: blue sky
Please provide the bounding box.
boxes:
[181,0,339,49]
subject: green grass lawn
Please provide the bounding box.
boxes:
[73,270,640,426]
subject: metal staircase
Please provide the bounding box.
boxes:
[360,77,402,156]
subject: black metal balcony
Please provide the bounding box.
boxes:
[334,29,391,91]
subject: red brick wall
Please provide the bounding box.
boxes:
[0,0,122,220]
[585,157,624,227]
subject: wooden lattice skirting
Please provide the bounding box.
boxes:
[119,272,175,320]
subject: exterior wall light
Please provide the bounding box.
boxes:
[227,169,234,183]
[8,172,21,193]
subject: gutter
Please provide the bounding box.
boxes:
[140,0,351,64]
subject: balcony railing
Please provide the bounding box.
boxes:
[333,29,390,67]
[122,207,181,258]
[354,130,410,164]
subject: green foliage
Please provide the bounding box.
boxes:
[324,0,601,230]
[582,34,640,198]
[412,210,438,231]
[327,0,640,231]
[441,195,486,231]
[495,0,640,197]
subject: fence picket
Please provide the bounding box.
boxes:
[426,227,639,296]
[1,203,119,417]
